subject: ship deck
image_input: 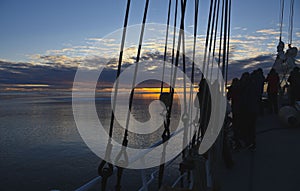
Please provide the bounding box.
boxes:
[220,113,300,191]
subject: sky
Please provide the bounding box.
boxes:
[0,0,299,90]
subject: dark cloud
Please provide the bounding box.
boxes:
[1,51,298,91]
[227,54,274,80]
[0,61,77,90]
[228,52,300,81]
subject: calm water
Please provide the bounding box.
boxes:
[0,91,182,191]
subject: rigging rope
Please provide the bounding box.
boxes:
[161,0,172,93]
[205,0,218,77]
[192,0,231,189]
[158,0,187,188]
[188,0,200,149]
[162,0,187,142]
[288,0,294,45]
[170,0,187,119]
[158,0,173,188]
[225,0,231,86]
[276,0,287,84]
[209,0,220,80]
[183,0,200,187]
[122,0,150,149]
[115,0,150,190]
[202,0,214,75]
[170,0,179,92]
[218,0,225,71]
[180,0,188,154]
[275,0,296,84]
[110,0,131,138]
[279,0,284,41]
[222,0,229,77]
[98,0,131,190]
[191,0,199,85]
[196,0,214,144]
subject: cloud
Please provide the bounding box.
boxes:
[86,38,116,43]
[2,48,300,91]
[39,55,81,67]
[233,27,248,31]
[0,60,77,90]
[22,25,294,77]
[256,29,280,35]
[2,23,299,91]
[227,54,275,80]
[244,35,268,40]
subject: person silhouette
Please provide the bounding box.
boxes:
[288,67,300,106]
[195,77,212,140]
[227,78,241,148]
[266,68,280,114]
[255,68,266,116]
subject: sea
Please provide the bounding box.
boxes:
[0,91,184,191]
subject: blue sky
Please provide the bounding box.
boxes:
[0,0,299,62]
[0,0,299,89]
